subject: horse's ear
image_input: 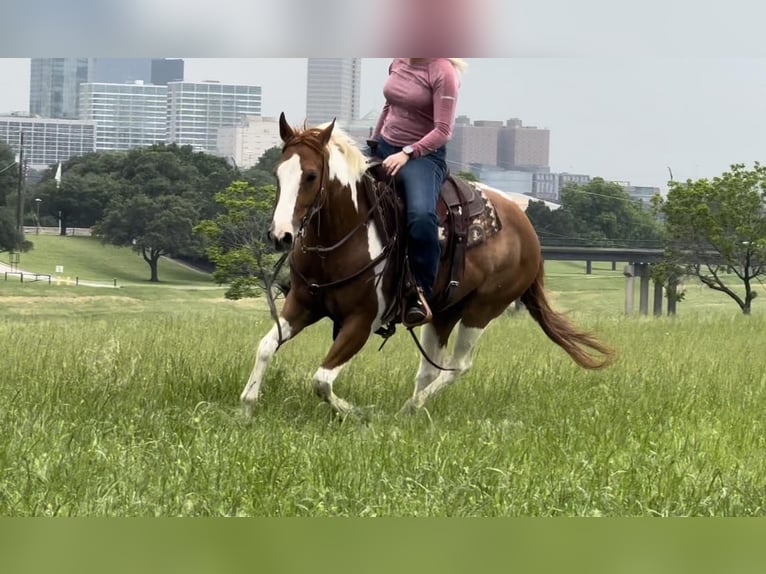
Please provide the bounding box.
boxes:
[279,112,294,143]
[317,118,336,147]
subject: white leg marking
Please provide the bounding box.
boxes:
[313,365,355,414]
[240,319,293,406]
[403,324,485,412]
[272,154,302,239]
[367,222,388,334]
[414,323,446,394]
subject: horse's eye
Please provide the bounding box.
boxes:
[305,172,318,183]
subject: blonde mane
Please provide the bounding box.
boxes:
[314,121,370,184]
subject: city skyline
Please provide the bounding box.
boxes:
[1,57,765,191]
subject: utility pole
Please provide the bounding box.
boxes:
[16,131,24,235]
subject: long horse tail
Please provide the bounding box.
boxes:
[520,262,615,369]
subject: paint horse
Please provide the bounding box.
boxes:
[240,113,613,416]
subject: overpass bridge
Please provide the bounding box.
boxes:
[539,245,676,316]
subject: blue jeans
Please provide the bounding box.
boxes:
[373,137,447,298]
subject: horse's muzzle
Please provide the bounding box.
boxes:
[269,230,293,252]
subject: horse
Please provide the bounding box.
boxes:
[239,113,613,416]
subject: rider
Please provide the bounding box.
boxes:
[370,57,466,327]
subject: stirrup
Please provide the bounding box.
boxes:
[403,289,432,328]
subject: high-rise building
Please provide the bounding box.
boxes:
[0,114,96,169]
[88,58,152,84]
[30,58,184,122]
[88,58,184,86]
[216,115,282,169]
[79,82,168,151]
[447,117,504,170]
[446,116,550,173]
[166,81,262,153]
[150,59,184,85]
[498,118,550,171]
[29,58,90,119]
[305,58,361,127]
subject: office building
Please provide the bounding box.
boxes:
[150,59,184,85]
[306,58,361,126]
[0,114,96,169]
[79,82,168,151]
[216,115,282,169]
[498,118,550,171]
[448,118,503,170]
[166,81,262,153]
[446,116,550,172]
[29,58,90,119]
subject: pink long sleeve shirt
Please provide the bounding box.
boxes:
[371,58,460,158]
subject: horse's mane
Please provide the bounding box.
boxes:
[289,122,370,184]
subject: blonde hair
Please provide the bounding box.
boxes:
[447,58,468,74]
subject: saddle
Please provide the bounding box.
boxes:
[363,162,502,331]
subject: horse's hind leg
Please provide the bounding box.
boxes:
[413,313,460,394]
[400,320,485,413]
[312,315,373,416]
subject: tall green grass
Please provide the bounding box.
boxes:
[1,279,765,515]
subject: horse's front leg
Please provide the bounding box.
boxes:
[312,314,374,416]
[240,296,318,416]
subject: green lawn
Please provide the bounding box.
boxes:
[2,246,766,516]
[4,235,213,286]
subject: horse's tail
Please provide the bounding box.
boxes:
[520,262,614,369]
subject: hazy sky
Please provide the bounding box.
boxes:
[1,57,765,191]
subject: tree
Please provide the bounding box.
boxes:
[0,140,32,254]
[525,199,577,244]
[0,140,16,207]
[456,170,479,182]
[557,178,663,246]
[241,146,282,190]
[658,163,766,314]
[195,180,285,300]
[94,194,199,282]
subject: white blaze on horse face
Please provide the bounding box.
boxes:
[367,222,387,334]
[272,154,303,240]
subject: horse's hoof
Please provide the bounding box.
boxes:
[241,400,256,419]
[397,399,418,416]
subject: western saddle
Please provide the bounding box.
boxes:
[363,161,501,333]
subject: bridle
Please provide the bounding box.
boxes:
[279,136,396,295]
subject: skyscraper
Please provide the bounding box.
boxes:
[79,82,169,151]
[89,58,153,84]
[305,58,361,127]
[0,114,96,169]
[89,58,184,85]
[29,58,90,119]
[150,59,184,85]
[166,81,262,153]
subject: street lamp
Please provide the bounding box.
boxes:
[34,198,42,235]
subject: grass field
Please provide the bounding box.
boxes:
[2,243,766,516]
[4,235,213,286]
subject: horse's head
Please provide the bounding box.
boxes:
[268,112,336,251]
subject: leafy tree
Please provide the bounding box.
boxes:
[0,140,32,254]
[0,209,32,254]
[0,140,16,207]
[525,199,577,244]
[456,170,479,182]
[241,146,282,189]
[94,194,199,282]
[195,180,286,301]
[558,178,663,246]
[658,163,766,314]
